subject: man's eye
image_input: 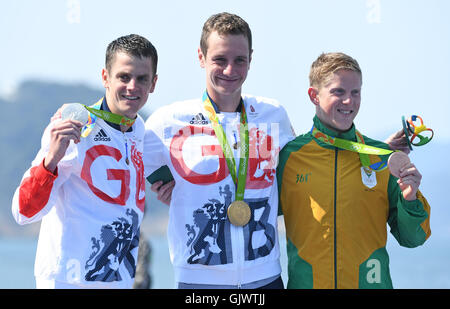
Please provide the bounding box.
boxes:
[332,88,345,95]
[138,76,149,83]
[214,58,226,64]
[119,75,130,82]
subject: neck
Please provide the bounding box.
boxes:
[208,89,241,112]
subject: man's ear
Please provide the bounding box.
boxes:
[149,74,158,93]
[198,47,206,68]
[308,87,320,106]
[101,68,109,89]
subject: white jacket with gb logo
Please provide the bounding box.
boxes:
[12,101,145,289]
[143,94,295,287]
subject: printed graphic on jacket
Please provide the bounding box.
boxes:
[85,209,139,282]
[185,186,276,265]
[80,142,145,212]
[170,125,279,189]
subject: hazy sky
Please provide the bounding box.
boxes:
[1,0,449,142]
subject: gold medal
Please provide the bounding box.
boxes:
[227,200,251,227]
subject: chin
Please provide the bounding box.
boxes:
[336,124,353,132]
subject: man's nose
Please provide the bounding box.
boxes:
[223,63,233,75]
[342,95,352,104]
[127,78,138,90]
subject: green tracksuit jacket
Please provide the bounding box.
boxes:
[277,116,431,289]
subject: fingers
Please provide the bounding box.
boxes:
[392,129,405,139]
[398,163,422,181]
[385,129,411,154]
[397,162,422,201]
[51,119,83,144]
[152,180,175,206]
[44,119,83,173]
[150,181,163,193]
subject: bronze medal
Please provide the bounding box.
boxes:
[227,200,251,227]
[387,151,410,178]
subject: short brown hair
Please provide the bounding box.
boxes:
[200,12,252,57]
[309,52,362,89]
[105,34,158,76]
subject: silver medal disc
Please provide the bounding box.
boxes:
[61,103,89,125]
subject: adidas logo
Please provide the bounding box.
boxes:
[190,113,208,125]
[94,129,111,141]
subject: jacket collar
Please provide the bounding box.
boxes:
[312,115,357,142]
[101,97,133,133]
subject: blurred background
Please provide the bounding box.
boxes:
[0,0,449,288]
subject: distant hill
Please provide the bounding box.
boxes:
[0,79,167,237]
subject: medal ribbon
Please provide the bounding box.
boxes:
[202,91,249,201]
[310,126,392,172]
[80,97,136,137]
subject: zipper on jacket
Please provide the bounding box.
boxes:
[333,148,338,289]
[232,224,244,288]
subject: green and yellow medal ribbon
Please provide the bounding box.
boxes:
[310,126,393,172]
[202,91,249,201]
[80,97,136,137]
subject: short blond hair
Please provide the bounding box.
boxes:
[309,52,362,89]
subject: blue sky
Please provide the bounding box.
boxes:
[1,0,449,142]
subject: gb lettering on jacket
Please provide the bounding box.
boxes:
[80,138,145,212]
[168,122,281,188]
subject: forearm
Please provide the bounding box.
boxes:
[388,187,431,248]
[12,159,58,225]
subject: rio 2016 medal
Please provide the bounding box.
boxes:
[227,200,251,227]
[387,151,411,178]
[61,103,89,125]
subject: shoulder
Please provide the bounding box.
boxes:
[242,94,290,123]
[133,114,146,135]
[242,94,283,110]
[281,133,313,155]
[278,133,314,181]
[134,113,145,127]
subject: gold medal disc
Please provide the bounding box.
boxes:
[227,200,251,227]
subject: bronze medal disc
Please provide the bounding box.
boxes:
[227,200,251,227]
[387,151,411,178]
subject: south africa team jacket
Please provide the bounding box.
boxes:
[277,116,431,289]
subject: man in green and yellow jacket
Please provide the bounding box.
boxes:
[277,52,431,289]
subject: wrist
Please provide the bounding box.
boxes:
[43,156,58,174]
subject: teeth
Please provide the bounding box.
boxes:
[339,110,352,114]
[123,95,139,100]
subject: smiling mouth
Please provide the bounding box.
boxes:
[338,109,353,115]
[218,76,240,82]
[122,95,140,100]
